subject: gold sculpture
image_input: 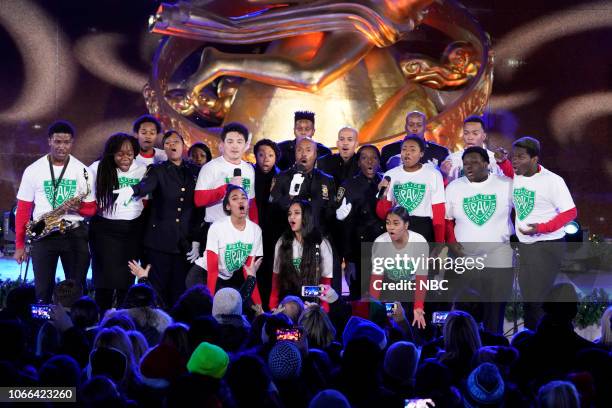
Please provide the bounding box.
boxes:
[146,0,493,153]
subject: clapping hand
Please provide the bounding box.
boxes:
[128,260,151,279]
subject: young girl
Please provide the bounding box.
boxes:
[203,185,263,306]
[269,200,334,310]
[89,133,146,312]
[370,206,429,329]
[376,135,445,243]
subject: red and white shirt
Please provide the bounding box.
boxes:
[89,161,147,220]
[17,154,94,223]
[273,238,334,279]
[371,231,429,278]
[513,166,575,243]
[384,165,445,218]
[135,147,166,167]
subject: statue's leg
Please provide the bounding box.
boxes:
[185,32,374,95]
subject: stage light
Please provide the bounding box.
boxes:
[564,221,583,243]
[564,221,580,235]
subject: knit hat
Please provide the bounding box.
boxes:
[268,341,302,380]
[384,341,419,384]
[342,316,387,350]
[212,288,242,317]
[187,342,229,379]
[309,389,351,408]
[89,347,127,383]
[464,363,505,407]
[141,343,187,381]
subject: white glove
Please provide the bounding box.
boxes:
[186,242,200,263]
[335,198,352,221]
[289,173,305,197]
[319,284,339,304]
[113,186,134,207]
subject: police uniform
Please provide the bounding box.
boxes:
[269,166,337,236]
[336,172,385,299]
[277,139,331,171]
[132,160,202,308]
[317,153,359,187]
[380,140,449,171]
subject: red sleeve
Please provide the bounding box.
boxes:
[142,199,149,208]
[269,273,280,310]
[536,207,577,234]
[369,274,381,299]
[432,203,445,243]
[78,201,97,217]
[414,275,427,311]
[248,198,259,225]
[242,256,262,304]
[376,199,393,220]
[445,219,457,244]
[195,184,228,208]
[319,277,332,312]
[15,200,34,250]
[206,250,219,295]
[498,159,514,178]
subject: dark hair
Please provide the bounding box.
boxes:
[401,134,425,152]
[462,146,490,163]
[226,354,272,406]
[294,110,315,124]
[122,284,157,309]
[133,114,161,134]
[386,206,410,223]
[188,142,212,162]
[513,136,540,158]
[48,120,75,138]
[357,144,381,160]
[170,284,213,326]
[254,138,280,159]
[222,185,248,215]
[53,279,83,308]
[221,122,249,142]
[162,129,184,144]
[278,200,323,295]
[464,115,486,130]
[70,296,100,329]
[95,133,140,215]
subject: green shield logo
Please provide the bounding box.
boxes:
[224,241,253,272]
[292,257,302,271]
[224,177,252,192]
[43,179,77,208]
[385,260,415,281]
[463,194,497,226]
[118,176,140,188]
[393,182,426,213]
[513,187,535,221]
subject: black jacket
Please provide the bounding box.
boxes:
[132,160,202,254]
[277,139,331,171]
[317,153,360,188]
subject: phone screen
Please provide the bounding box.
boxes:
[301,285,321,297]
[432,311,450,325]
[385,303,396,315]
[31,304,52,320]
[276,328,301,342]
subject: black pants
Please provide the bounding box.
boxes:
[145,248,191,309]
[518,239,566,330]
[30,224,90,303]
[409,216,434,243]
[95,288,128,313]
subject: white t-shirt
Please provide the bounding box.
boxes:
[273,238,334,279]
[195,156,256,222]
[89,161,147,220]
[445,148,503,183]
[513,166,575,243]
[134,147,166,167]
[371,230,429,278]
[17,155,94,222]
[445,175,514,267]
[384,165,445,218]
[205,217,263,280]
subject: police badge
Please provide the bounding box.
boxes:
[336,187,345,202]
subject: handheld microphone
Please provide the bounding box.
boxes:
[293,165,306,194]
[376,176,391,199]
[233,168,241,177]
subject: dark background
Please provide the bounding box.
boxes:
[0,0,610,235]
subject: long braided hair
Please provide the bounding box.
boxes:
[278,200,323,295]
[96,133,140,214]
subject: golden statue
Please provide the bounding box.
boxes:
[146,0,493,154]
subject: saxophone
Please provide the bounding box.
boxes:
[26,168,90,243]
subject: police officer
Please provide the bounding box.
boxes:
[270,137,336,236]
[317,126,360,187]
[335,145,385,299]
[114,130,202,308]
[276,111,331,171]
[380,111,449,171]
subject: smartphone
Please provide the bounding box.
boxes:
[385,302,397,315]
[276,328,301,342]
[31,304,52,320]
[301,285,322,297]
[432,311,450,325]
